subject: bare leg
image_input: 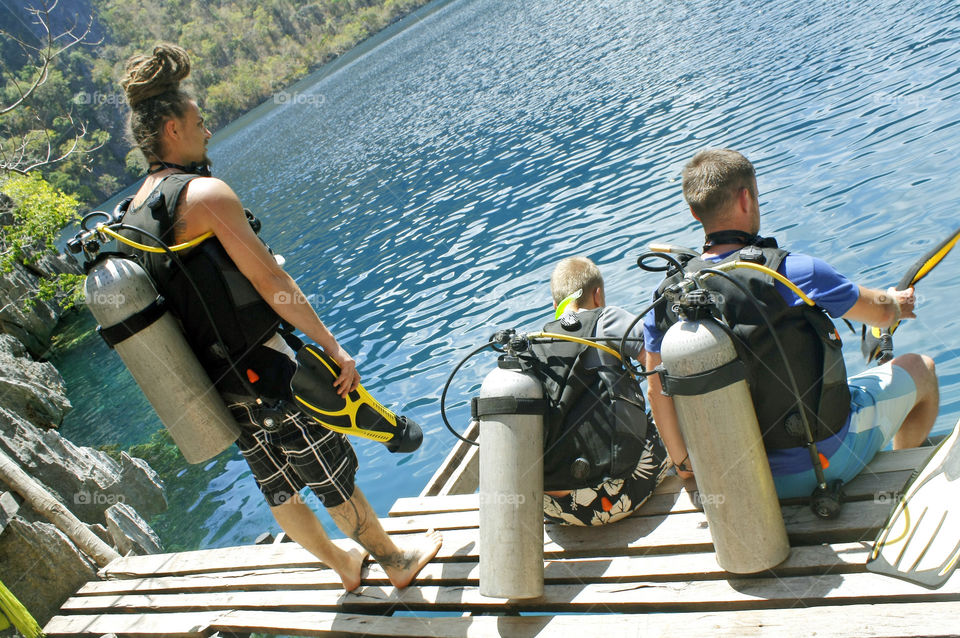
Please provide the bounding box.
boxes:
[270,498,368,591]
[327,487,443,589]
[890,353,939,449]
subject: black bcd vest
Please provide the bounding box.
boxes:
[654,246,850,449]
[527,308,650,491]
[117,173,294,401]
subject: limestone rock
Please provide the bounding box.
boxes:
[0,490,20,533]
[0,517,97,626]
[105,501,162,555]
[0,333,72,428]
[0,406,166,525]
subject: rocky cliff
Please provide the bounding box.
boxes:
[0,249,167,627]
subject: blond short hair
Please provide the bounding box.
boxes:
[550,256,603,306]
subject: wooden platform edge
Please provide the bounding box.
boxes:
[44,601,960,637]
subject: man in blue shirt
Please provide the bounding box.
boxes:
[643,149,939,497]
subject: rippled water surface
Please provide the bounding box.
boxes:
[55,0,960,550]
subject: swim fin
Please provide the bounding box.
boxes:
[290,344,423,453]
[862,227,960,364]
[866,416,960,589]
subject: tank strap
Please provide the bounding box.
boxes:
[471,396,549,418]
[658,358,746,396]
[97,296,167,348]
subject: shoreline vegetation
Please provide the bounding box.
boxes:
[2,0,436,207]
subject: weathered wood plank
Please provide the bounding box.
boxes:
[59,568,960,615]
[44,602,960,638]
[44,611,218,637]
[392,445,925,518]
[75,543,876,597]
[100,539,358,579]
[389,468,912,520]
[100,498,894,581]
[157,602,960,638]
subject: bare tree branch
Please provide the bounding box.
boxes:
[0,0,100,173]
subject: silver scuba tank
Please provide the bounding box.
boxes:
[658,291,789,574]
[84,256,240,464]
[475,353,545,599]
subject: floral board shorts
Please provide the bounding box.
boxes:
[542,426,670,526]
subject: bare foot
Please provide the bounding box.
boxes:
[380,529,443,589]
[333,546,369,592]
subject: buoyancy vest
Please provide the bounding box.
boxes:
[117,173,294,401]
[653,245,850,449]
[528,308,650,491]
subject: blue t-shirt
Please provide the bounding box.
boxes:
[642,250,860,475]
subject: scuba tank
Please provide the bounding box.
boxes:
[658,289,790,574]
[473,337,546,599]
[84,255,240,464]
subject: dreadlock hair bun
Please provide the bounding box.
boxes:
[121,44,191,107]
[120,44,194,163]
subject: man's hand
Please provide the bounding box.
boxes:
[330,346,360,397]
[888,286,916,321]
[844,285,917,328]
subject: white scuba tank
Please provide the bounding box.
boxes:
[659,307,790,574]
[475,355,545,599]
[84,256,240,464]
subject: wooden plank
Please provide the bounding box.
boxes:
[44,611,218,637]
[59,568,960,614]
[75,543,877,597]
[100,498,894,582]
[204,602,960,638]
[383,472,909,534]
[100,539,358,579]
[390,466,914,518]
[862,446,931,473]
[44,602,960,638]
[421,421,478,497]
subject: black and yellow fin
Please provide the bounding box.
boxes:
[290,345,423,453]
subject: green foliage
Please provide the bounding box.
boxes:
[97,443,124,464]
[0,172,83,309]
[2,0,432,206]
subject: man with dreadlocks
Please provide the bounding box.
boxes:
[117,44,441,591]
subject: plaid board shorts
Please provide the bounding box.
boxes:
[542,426,671,526]
[231,401,358,508]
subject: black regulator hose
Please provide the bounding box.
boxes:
[439,339,502,446]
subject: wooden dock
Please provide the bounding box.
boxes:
[44,426,960,637]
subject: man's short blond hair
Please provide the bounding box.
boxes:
[550,256,603,306]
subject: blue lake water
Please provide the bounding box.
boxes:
[54,0,960,551]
